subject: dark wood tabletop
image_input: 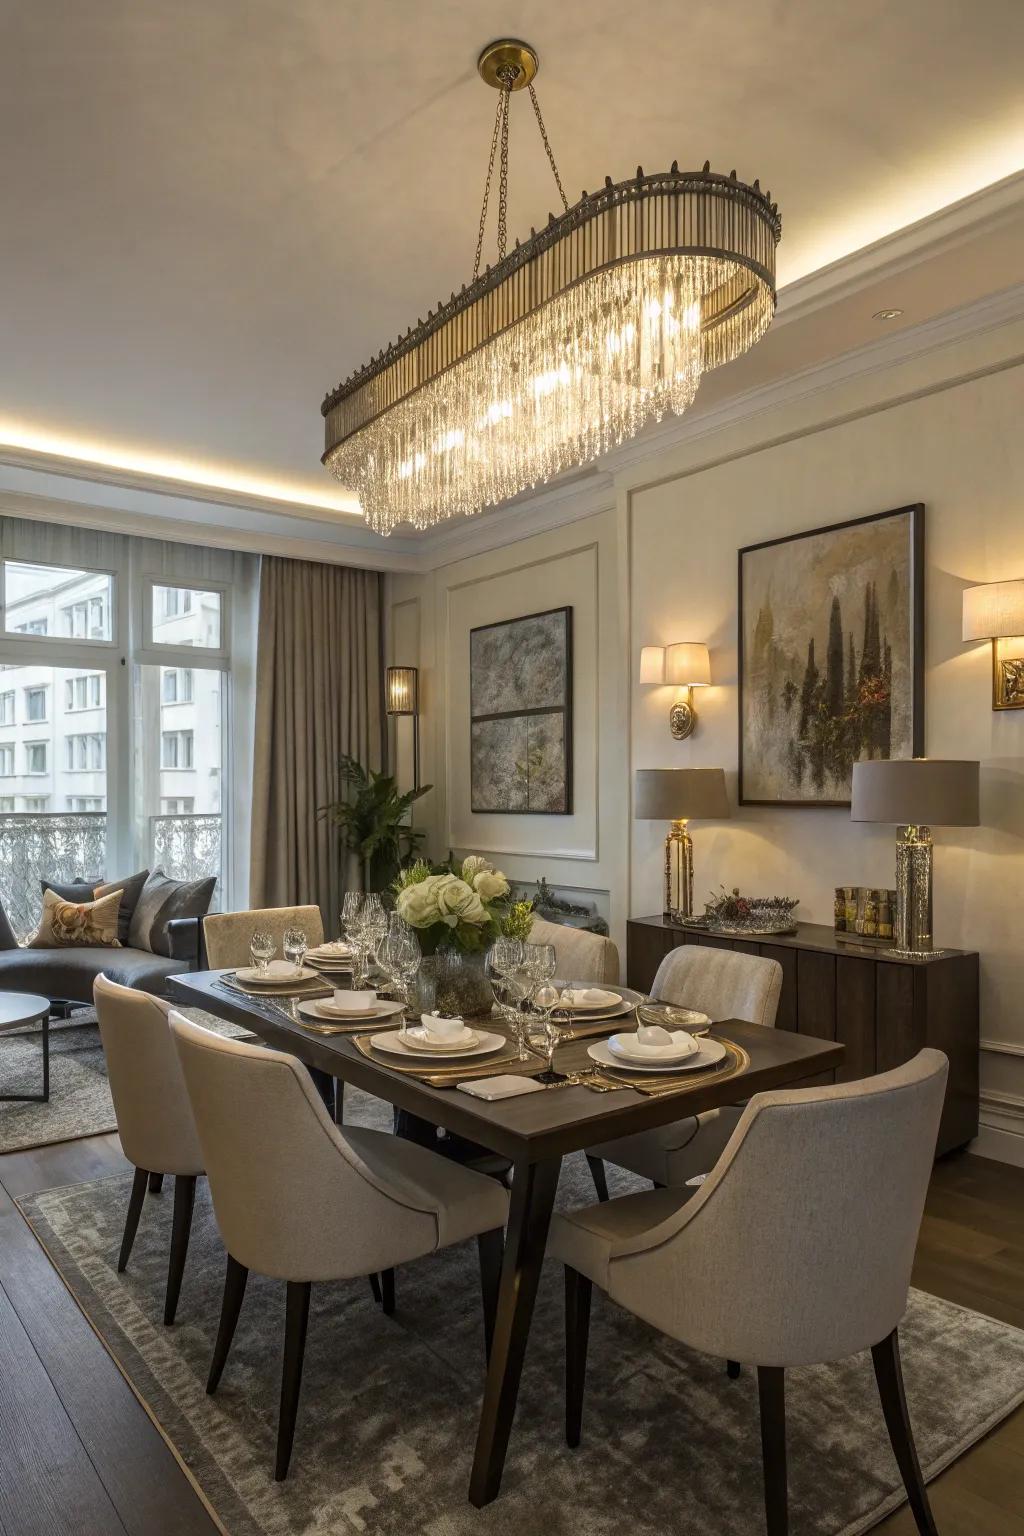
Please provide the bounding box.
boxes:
[170,967,845,1507]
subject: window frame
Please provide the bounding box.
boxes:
[0,557,119,650]
[141,577,230,665]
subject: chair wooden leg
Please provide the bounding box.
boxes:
[727,1359,741,1379]
[148,1172,164,1194]
[276,1280,311,1481]
[368,1273,382,1306]
[565,1265,592,1448]
[164,1174,197,1325]
[477,1228,504,1363]
[207,1255,249,1393]
[118,1167,149,1273]
[871,1329,939,1536]
[758,1365,788,1536]
[585,1154,610,1203]
[380,1268,395,1316]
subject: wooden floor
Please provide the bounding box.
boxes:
[0,1137,1021,1536]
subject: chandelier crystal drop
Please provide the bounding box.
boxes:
[321,41,781,537]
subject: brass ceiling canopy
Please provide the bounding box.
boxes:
[321,39,781,536]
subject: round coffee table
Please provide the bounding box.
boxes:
[0,993,51,1103]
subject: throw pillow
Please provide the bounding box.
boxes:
[42,869,150,947]
[128,868,217,957]
[28,887,123,949]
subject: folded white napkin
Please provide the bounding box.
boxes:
[458,1075,545,1101]
[611,1026,698,1060]
[257,959,300,978]
[559,987,616,1008]
[420,1012,469,1042]
[330,989,376,1012]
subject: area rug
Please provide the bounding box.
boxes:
[0,1008,250,1154]
[18,1090,1024,1536]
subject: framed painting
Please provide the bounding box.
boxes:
[470,606,573,814]
[738,505,924,807]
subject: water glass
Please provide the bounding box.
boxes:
[340,891,363,941]
[249,929,275,976]
[283,925,308,975]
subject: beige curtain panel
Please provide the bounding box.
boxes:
[250,557,384,923]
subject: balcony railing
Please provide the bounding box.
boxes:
[0,812,107,942]
[149,813,222,908]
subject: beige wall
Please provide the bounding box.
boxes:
[386,313,1024,1162]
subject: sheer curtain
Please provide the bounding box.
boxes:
[249,556,384,924]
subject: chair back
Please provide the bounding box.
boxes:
[170,1014,438,1280]
[650,944,781,1026]
[611,1050,948,1367]
[202,904,325,970]
[531,917,619,985]
[93,974,204,1176]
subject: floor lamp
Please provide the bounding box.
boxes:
[385,666,420,790]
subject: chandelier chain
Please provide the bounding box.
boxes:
[473,90,504,280]
[497,81,511,262]
[528,83,569,213]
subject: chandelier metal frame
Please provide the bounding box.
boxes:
[321,39,781,535]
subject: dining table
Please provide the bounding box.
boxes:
[169,968,845,1506]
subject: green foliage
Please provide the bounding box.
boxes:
[319,755,431,889]
[502,898,535,941]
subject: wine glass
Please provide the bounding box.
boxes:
[359,896,388,987]
[522,941,557,1000]
[529,990,568,1083]
[340,891,363,944]
[486,937,530,1060]
[249,929,275,976]
[378,914,420,1032]
[283,925,308,976]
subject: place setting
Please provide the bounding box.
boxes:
[583,1020,750,1098]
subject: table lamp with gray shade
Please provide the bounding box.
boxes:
[851,759,979,956]
[635,768,730,920]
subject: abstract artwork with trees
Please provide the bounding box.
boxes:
[739,506,923,805]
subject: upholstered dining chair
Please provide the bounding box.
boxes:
[93,974,204,1326]
[531,916,620,985]
[170,1014,510,1481]
[202,904,325,970]
[585,944,782,1201]
[551,1050,948,1536]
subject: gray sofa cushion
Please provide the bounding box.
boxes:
[128,870,217,957]
[0,945,187,1004]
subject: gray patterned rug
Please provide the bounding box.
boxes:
[0,1008,250,1154]
[18,1089,1024,1536]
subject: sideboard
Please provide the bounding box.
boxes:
[626,917,979,1157]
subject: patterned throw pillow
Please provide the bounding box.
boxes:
[41,869,149,947]
[28,887,123,949]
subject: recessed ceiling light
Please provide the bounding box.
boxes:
[873,308,904,321]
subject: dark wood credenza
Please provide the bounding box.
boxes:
[626,917,979,1156]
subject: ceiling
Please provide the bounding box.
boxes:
[2,0,1023,523]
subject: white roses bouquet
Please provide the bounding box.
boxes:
[395,854,531,953]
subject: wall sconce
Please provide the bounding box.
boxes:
[639,641,711,740]
[385,665,420,788]
[962,580,1024,710]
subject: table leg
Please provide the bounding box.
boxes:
[41,1012,49,1102]
[468,1155,561,1507]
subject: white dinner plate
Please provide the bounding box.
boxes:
[557,988,623,1012]
[587,1037,728,1074]
[608,1032,699,1066]
[402,1026,482,1053]
[234,965,320,986]
[562,999,633,1022]
[369,1029,507,1062]
[296,998,405,1023]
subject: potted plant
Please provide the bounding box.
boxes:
[319,755,432,892]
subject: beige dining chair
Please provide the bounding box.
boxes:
[170,1013,509,1481]
[202,904,325,970]
[585,945,782,1201]
[551,1050,948,1536]
[531,916,620,985]
[93,974,205,1325]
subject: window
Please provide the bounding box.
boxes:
[0,693,12,725]
[65,733,106,771]
[24,686,48,721]
[161,729,194,769]
[3,560,113,642]
[151,585,222,649]
[0,746,13,776]
[0,797,13,812]
[160,796,195,814]
[25,742,47,774]
[161,667,194,704]
[65,673,103,711]
[66,796,104,812]
[18,795,50,812]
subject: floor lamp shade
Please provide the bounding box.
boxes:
[385,666,418,715]
[850,759,979,955]
[635,768,729,919]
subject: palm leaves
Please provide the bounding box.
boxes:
[319,755,431,889]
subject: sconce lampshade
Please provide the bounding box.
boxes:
[666,642,711,687]
[962,579,1024,640]
[635,767,730,821]
[385,666,418,716]
[850,759,979,827]
[638,646,666,685]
